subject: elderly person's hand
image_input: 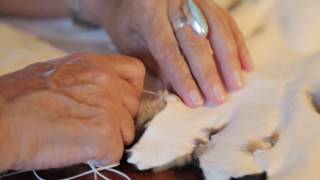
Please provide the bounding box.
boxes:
[0,53,145,172]
[84,0,253,107]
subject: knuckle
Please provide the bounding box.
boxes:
[83,66,110,83]
[129,58,146,78]
[93,67,108,79]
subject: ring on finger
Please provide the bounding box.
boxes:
[172,0,209,37]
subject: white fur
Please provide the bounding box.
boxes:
[200,23,320,179]
[128,1,320,180]
[275,0,320,54]
[230,0,275,37]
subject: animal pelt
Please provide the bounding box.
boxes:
[128,0,320,180]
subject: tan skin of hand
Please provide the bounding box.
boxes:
[0,54,145,172]
[0,0,253,107]
[83,0,254,107]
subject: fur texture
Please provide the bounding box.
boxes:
[128,1,320,180]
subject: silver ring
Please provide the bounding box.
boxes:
[172,0,209,37]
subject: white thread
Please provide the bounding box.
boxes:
[1,163,131,180]
[0,170,30,178]
[87,161,98,180]
[32,170,45,180]
[87,161,108,180]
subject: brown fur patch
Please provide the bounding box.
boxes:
[247,131,280,154]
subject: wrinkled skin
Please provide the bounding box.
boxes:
[84,0,254,107]
[0,53,145,171]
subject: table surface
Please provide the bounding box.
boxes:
[2,161,265,180]
[2,162,204,180]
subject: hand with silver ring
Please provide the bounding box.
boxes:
[85,0,254,107]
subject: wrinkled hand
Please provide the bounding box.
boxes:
[0,53,145,171]
[85,0,253,107]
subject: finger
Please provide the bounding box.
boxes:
[225,12,254,71]
[143,1,204,107]
[199,0,244,91]
[100,55,146,96]
[96,129,124,165]
[169,0,227,104]
[116,78,141,116]
[113,105,136,146]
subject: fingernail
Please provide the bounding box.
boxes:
[233,70,244,89]
[213,85,227,103]
[189,90,204,106]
